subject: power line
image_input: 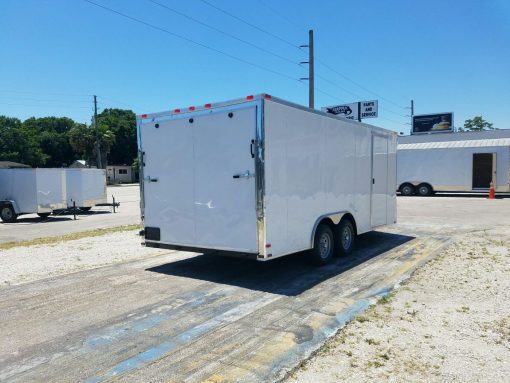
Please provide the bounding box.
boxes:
[149,0,301,67]
[0,90,91,99]
[314,73,408,119]
[0,101,92,109]
[315,58,407,110]
[253,1,409,110]
[198,0,301,51]
[83,0,299,83]
[0,95,90,104]
[256,0,303,31]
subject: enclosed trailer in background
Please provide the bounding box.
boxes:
[0,169,67,222]
[137,94,397,264]
[65,169,107,210]
[397,130,510,196]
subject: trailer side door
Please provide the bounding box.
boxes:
[371,134,389,227]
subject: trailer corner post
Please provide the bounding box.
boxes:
[113,195,116,213]
[73,201,77,220]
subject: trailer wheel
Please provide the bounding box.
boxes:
[1,205,17,223]
[417,183,432,196]
[335,219,355,256]
[311,224,335,265]
[79,207,92,211]
[37,213,51,219]
[399,183,415,196]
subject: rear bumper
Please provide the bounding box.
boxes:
[144,240,259,260]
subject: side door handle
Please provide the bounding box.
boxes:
[144,176,158,183]
[233,170,254,179]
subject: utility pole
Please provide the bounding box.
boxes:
[410,99,414,134]
[300,29,315,109]
[93,95,102,169]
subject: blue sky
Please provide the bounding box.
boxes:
[1,0,509,133]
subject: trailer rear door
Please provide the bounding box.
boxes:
[141,106,259,253]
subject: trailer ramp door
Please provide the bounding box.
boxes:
[142,106,259,253]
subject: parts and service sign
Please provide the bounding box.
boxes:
[322,100,378,120]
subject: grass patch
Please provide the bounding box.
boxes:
[0,224,141,250]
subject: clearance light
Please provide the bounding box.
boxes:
[264,94,272,99]
[188,106,195,111]
[246,95,254,100]
[174,109,181,113]
[141,114,148,118]
[265,243,272,248]
[204,103,212,108]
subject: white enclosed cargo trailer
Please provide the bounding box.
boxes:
[65,169,107,210]
[397,130,510,196]
[0,168,67,222]
[137,94,397,264]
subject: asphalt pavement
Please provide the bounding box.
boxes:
[1,196,509,382]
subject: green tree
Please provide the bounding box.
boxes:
[459,116,494,132]
[68,123,115,167]
[22,117,77,167]
[0,116,47,166]
[97,108,136,165]
[68,123,95,161]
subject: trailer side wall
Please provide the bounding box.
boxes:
[263,100,394,258]
[397,145,510,192]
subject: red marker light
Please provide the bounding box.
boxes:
[174,109,181,113]
[188,106,195,111]
[246,95,254,100]
[204,103,212,108]
[141,114,148,118]
[265,243,272,248]
[264,94,272,99]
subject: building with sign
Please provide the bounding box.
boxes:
[397,129,510,195]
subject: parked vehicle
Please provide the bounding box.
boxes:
[397,130,510,196]
[65,169,107,211]
[137,94,397,264]
[0,169,67,222]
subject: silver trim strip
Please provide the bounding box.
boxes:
[255,101,266,258]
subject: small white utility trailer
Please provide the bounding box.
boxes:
[65,169,107,210]
[137,94,397,264]
[397,130,510,196]
[0,168,67,222]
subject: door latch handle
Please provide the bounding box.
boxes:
[233,170,254,179]
[144,176,158,183]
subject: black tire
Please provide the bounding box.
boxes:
[335,219,356,256]
[417,183,432,196]
[399,183,415,196]
[1,205,17,223]
[311,224,335,265]
[79,207,92,211]
[37,213,51,218]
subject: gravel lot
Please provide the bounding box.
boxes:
[0,230,166,287]
[287,226,510,383]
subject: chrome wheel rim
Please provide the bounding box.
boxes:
[419,186,428,195]
[402,186,412,195]
[319,233,331,259]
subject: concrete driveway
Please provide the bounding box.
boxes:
[0,196,509,382]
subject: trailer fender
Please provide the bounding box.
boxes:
[0,200,20,214]
[310,211,355,248]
